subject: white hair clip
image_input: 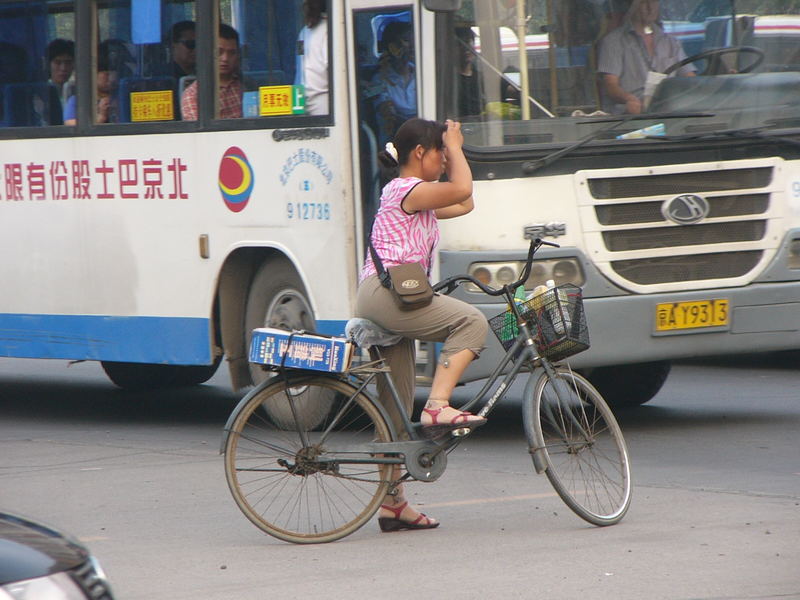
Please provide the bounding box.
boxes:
[385,142,399,164]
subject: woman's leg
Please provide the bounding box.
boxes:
[421,348,483,424]
[357,277,437,528]
[429,347,476,400]
[377,469,438,531]
[415,297,489,425]
[370,339,415,437]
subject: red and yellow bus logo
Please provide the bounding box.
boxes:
[218,146,254,212]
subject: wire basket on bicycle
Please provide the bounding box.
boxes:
[488,284,590,362]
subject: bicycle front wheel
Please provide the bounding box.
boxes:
[524,366,631,526]
[224,375,393,544]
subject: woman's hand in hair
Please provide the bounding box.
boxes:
[442,119,463,151]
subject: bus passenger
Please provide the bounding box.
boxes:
[597,0,695,114]
[181,24,242,121]
[295,0,328,115]
[164,20,196,80]
[365,21,417,145]
[45,39,75,109]
[356,118,487,532]
[63,43,120,125]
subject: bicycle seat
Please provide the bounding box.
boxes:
[345,318,403,349]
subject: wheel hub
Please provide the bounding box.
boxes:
[278,446,338,476]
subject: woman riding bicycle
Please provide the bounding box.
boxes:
[355,117,489,532]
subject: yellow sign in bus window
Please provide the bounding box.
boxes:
[130,90,174,122]
[655,299,730,331]
[258,85,305,116]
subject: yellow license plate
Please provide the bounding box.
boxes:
[655,299,730,331]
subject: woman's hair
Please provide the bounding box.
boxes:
[377,117,447,178]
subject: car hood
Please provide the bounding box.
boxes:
[0,512,88,585]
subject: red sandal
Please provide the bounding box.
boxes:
[378,501,439,532]
[421,405,487,428]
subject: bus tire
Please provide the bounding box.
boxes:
[100,359,220,390]
[583,361,671,409]
[243,258,334,430]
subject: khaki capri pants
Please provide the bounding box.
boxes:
[355,274,488,433]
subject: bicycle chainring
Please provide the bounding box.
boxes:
[404,441,447,482]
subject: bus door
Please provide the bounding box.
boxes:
[348,2,418,250]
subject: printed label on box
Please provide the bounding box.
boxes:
[249,328,352,372]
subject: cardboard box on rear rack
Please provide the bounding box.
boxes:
[249,327,354,373]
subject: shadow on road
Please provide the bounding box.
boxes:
[611,403,800,433]
[0,374,239,426]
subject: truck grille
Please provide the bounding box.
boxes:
[579,161,779,290]
[587,167,773,198]
[611,251,763,284]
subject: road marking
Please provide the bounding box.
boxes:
[422,492,559,508]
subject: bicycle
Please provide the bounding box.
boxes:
[221,238,632,544]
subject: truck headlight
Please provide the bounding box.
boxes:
[787,239,800,270]
[466,258,584,292]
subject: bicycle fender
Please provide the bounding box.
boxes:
[220,377,275,454]
[219,373,401,454]
[522,373,548,474]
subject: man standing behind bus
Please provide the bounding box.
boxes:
[597,0,694,114]
[181,23,242,120]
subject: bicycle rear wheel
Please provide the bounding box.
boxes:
[524,366,631,526]
[224,375,393,543]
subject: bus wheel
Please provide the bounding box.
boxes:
[243,258,335,430]
[583,361,672,409]
[100,359,221,391]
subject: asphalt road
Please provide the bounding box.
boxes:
[0,356,798,600]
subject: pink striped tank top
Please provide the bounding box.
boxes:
[360,176,439,282]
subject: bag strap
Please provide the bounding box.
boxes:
[368,238,393,290]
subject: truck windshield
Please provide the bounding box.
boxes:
[436,0,800,148]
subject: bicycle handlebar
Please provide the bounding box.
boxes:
[432,238,560,297]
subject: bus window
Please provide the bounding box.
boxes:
[209,0,329,121]
[0,1,74,128]
[83,0,195,125]
[358,10,417,146]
